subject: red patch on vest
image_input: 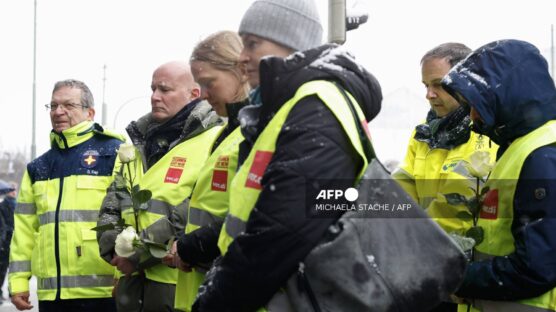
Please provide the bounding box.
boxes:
[245,151,273,190]
[211,170,228,192]
[480,189,499,219]
[165,157,187,184]
[164,167,183,184]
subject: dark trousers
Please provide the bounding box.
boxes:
[116,274,176,312]
[0,230,12,297]
[428,302,458,312]
[39,297,116,312]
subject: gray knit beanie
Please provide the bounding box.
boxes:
[239,0,323,52]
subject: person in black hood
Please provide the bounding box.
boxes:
[442,39,556,311]
[192,0,381,311]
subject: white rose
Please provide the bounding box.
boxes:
[115,226,139,258]
[466,151,494,178]
[117,143,136,163]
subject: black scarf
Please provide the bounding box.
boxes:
[414,105,471,149]
[144,100,200,168]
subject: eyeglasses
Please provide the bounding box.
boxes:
[45,102,89,111]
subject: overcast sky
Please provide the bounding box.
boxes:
[1,0,555,162]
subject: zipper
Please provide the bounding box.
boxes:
[54,133,69,299]
[297,263,322,312]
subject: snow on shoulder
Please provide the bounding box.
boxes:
[309,45,364,73]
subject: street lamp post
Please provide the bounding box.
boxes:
[112,96,149,129]
[551,24,554,82]
[31,0,37,160]
[102,64,107,126]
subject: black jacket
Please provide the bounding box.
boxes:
[193,44,382,312]
[443,39,556,300]
[0,196,15,232]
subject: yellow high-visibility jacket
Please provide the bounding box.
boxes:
[175,126,243,312]
[393,130,498,234]
[97,101,222,286]
[9,121,125,300]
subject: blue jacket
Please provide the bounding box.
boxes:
[443,40,556,300]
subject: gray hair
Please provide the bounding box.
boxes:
[421,42,472,67]
[52,79,95,108]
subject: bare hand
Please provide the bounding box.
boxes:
[110,255,137,277]
[161,253,176,267]
[162,241,178,267]
[176,260,193,272]
[162,241,192,272]
[11,291,33,310]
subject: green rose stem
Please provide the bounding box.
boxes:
[125,162,139,233]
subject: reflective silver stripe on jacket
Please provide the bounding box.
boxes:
[224,214,246,239]
[15,203,37,215]
[188,207,224,227]
[474,299,554,312]
[122,199,182,216]
[149,199,172,215]
[122,199,171,216]
[37,275,114,290]
[38,210,100,225]
[9,261,31,273]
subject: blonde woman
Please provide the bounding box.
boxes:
[165,30,249,312]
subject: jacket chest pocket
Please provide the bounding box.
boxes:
[32,182,50,215]
[75,175,112,208]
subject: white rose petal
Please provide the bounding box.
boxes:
[466,151,494,178]
[115,226,138,258]
[118,143,136,163]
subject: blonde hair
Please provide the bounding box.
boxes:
[190,31,250,101]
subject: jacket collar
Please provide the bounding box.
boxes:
[50,121,95,149]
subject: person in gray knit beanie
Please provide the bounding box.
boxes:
[191,1,382,311]
[239,0,323,52]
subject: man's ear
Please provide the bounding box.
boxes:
[191,87,200,99]
[88,107,96,120]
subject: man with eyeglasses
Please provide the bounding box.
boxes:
[9,79,124,311]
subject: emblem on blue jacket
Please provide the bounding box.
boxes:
[81,150,99,168]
